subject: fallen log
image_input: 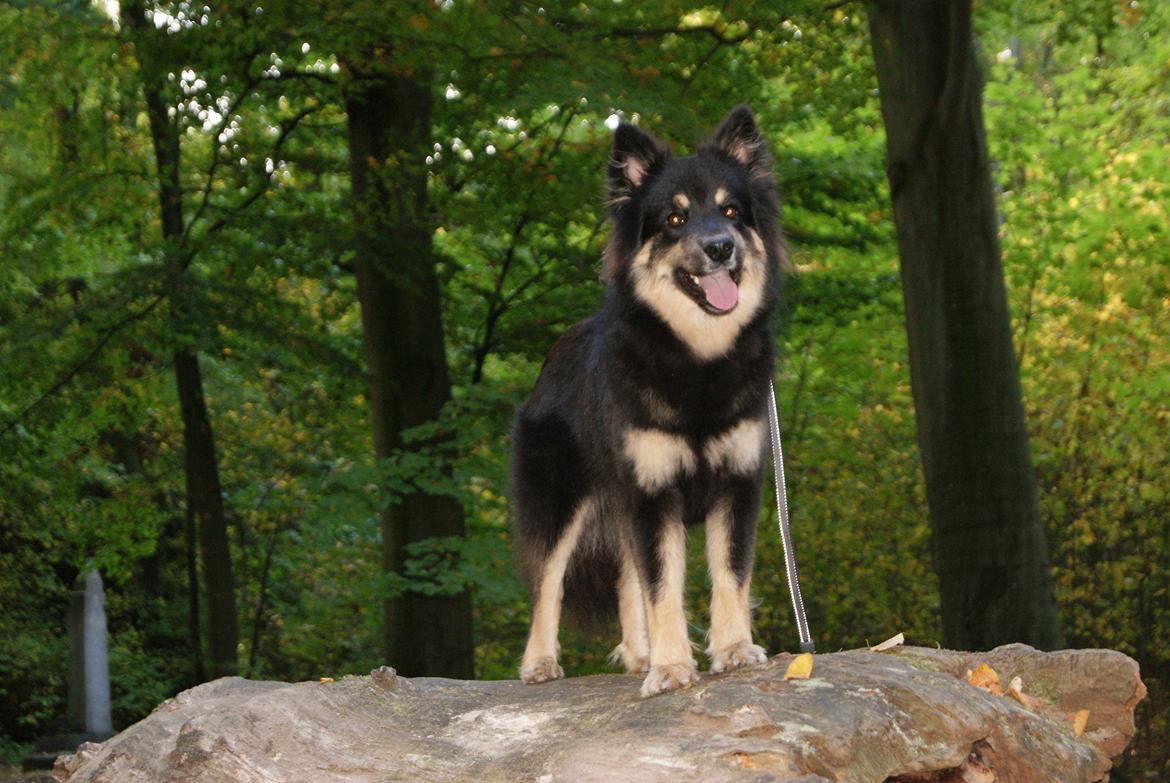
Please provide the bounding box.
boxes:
[56,644,1144,783]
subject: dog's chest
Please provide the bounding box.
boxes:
[606,319,772,496]
[620,414,767,497]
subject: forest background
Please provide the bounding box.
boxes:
[0,1,1166,778]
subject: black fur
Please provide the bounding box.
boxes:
[512,106,785,630]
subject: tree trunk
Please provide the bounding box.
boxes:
[345,67,474,678]
[865,0,1063,650]
[172,348,239,677]
[185,497,206,683]
[122,0,238,678]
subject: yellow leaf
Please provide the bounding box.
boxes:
[1071,709,1090,736]
[784,653,813,680]
[967,663,1004,695]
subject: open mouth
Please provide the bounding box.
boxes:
[675,267,741,314]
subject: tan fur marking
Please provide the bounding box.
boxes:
[673,193,690,210]
[749,226,791,274]
[623,428,696,493]
[747,227,766,255]
[630,243,654,270]
[611,544,650,673]
[630,235,767,361]
[715,187,729,205]
[520,500,593,681]
[705,503,751,653]
[704,418,766,474]
[641,519,696,696]
[648,521,689,663]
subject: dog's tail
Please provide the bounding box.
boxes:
[513,526,620,630]
[559,545,619,629]
[514,522,622,627]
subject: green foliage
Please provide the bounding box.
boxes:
[0,1,1164,775]
[977,3,1170,774]
[107,627,182,727]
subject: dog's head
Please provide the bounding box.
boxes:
[601,106,785,360]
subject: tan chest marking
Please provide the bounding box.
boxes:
[704,418,766,474]
[623,428,697,493]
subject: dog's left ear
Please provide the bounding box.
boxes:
[607,122,669,207]
[707,105,772,180]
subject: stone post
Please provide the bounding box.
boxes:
[67,567,112,736]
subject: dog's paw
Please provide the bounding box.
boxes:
[609,642,650,674]
[708,641,768,674]
[640,661,699,698]
[520,657,564,684]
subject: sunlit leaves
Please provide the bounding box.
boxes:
[981,2,1170,773]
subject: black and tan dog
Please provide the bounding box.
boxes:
[511,106,784,697]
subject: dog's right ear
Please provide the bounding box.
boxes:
[607,122,668,207]
[706,105,772,181]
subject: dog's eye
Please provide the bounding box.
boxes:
[722,204,739,220]
[666,212,687,228]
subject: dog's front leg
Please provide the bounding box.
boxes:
[705,495,767,673]
[638,516,698,697]
[611,543,651,674]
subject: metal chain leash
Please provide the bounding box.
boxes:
[767,378,815,653]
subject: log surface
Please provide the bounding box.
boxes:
[56,644,1145,783]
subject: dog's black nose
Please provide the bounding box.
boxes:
[703,238,734,263]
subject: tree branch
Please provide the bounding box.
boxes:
[187,103,320,245]
[468,105,579,384]
[1,292,166,437]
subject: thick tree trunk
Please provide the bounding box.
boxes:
[865,1,1063,650]
[345,67,474,678]
[122,0,238,678]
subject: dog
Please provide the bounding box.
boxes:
[511,106,784,697]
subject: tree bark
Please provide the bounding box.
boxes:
[865,0,1063,650]
[122,0,238,678]
[58,647,1146,783]
[172,348,239,678]
[345,66,474,678]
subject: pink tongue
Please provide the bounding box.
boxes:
[697,268,739,311]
